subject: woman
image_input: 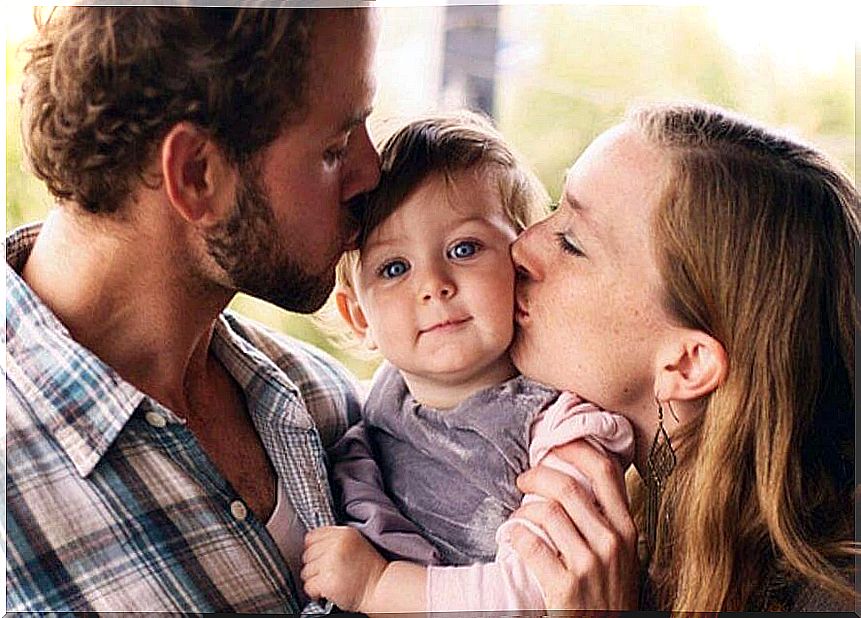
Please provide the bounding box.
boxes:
[509,101,858,611]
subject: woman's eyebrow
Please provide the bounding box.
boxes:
[562,189,590,223]
[562,189,601,241]
[564,191,584,212]
[561,168,585,212]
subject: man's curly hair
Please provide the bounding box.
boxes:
[21,6,317,214]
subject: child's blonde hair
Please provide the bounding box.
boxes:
[336,110,550,291]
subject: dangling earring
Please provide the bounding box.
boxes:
[645,398,676,555]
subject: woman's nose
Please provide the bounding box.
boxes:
[511,227,543,282]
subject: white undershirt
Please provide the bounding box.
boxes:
[265,482,309,606]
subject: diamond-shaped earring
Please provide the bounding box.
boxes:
[645,398,676,555]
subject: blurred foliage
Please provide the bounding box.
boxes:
[5,5,855,381]
[496,5,855,200]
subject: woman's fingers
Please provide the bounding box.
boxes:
[511,443,639,610]
[507,512,602,610]
[517,465,607,552]
[512,494,590,568]
[506,517,568,582]
[552,441,634,539]
[518,442,636,551]
[515,468,627,586]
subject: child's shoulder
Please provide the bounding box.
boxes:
[505,374,560,405]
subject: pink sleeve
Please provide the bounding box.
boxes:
[427,557,545,612]
[529,391,634,470]
[425,393,634,612]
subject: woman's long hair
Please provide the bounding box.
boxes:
[628,102,858,611]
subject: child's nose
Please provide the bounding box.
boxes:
[419,270,456,302]
[422,284,453,302]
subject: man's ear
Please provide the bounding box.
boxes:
[656,330,728,403]
[160,122,234,224]
[335,286,378,351]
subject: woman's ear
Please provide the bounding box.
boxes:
[656,329,728,403]
[160,122,234,224]
[335,286,378,351]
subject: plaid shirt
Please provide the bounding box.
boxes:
[5,223,362,614]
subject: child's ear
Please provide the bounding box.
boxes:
[335,286,378,351]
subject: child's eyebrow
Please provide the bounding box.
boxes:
[442,214,505,231]
[361,234,405,253]
[361,215,505,254]
[457,215,497,224]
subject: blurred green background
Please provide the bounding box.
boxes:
[6,5,856,380]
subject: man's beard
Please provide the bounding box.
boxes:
[203,165,336,314]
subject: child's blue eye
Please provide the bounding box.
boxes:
[447,241,479,260]
[379,259,410,279]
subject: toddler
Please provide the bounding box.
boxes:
[301,111,634,612]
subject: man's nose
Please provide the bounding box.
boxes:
[342,193,368,251]
[341,126,381,204]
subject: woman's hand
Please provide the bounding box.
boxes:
[508,440,639,611]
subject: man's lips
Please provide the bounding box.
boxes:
[419,316,473,335]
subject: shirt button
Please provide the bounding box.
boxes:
[145,411,167,428]
[230,500,248,521]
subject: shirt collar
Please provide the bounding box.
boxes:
[212,313,312,433]
[6,223,315,478]
[6,222,146,477]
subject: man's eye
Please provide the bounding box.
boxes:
[324,146,348,165]
[378,259,410,279]
[447,241,479,260]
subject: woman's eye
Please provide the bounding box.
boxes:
[555,232,585,257]
[447,241,479,260]
[379,259,410,279]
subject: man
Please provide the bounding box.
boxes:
[6,6,380,613]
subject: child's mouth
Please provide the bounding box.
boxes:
[420,316,473,335]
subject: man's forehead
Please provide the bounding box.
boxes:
[309,7,376,50]
[306,12,377,106]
